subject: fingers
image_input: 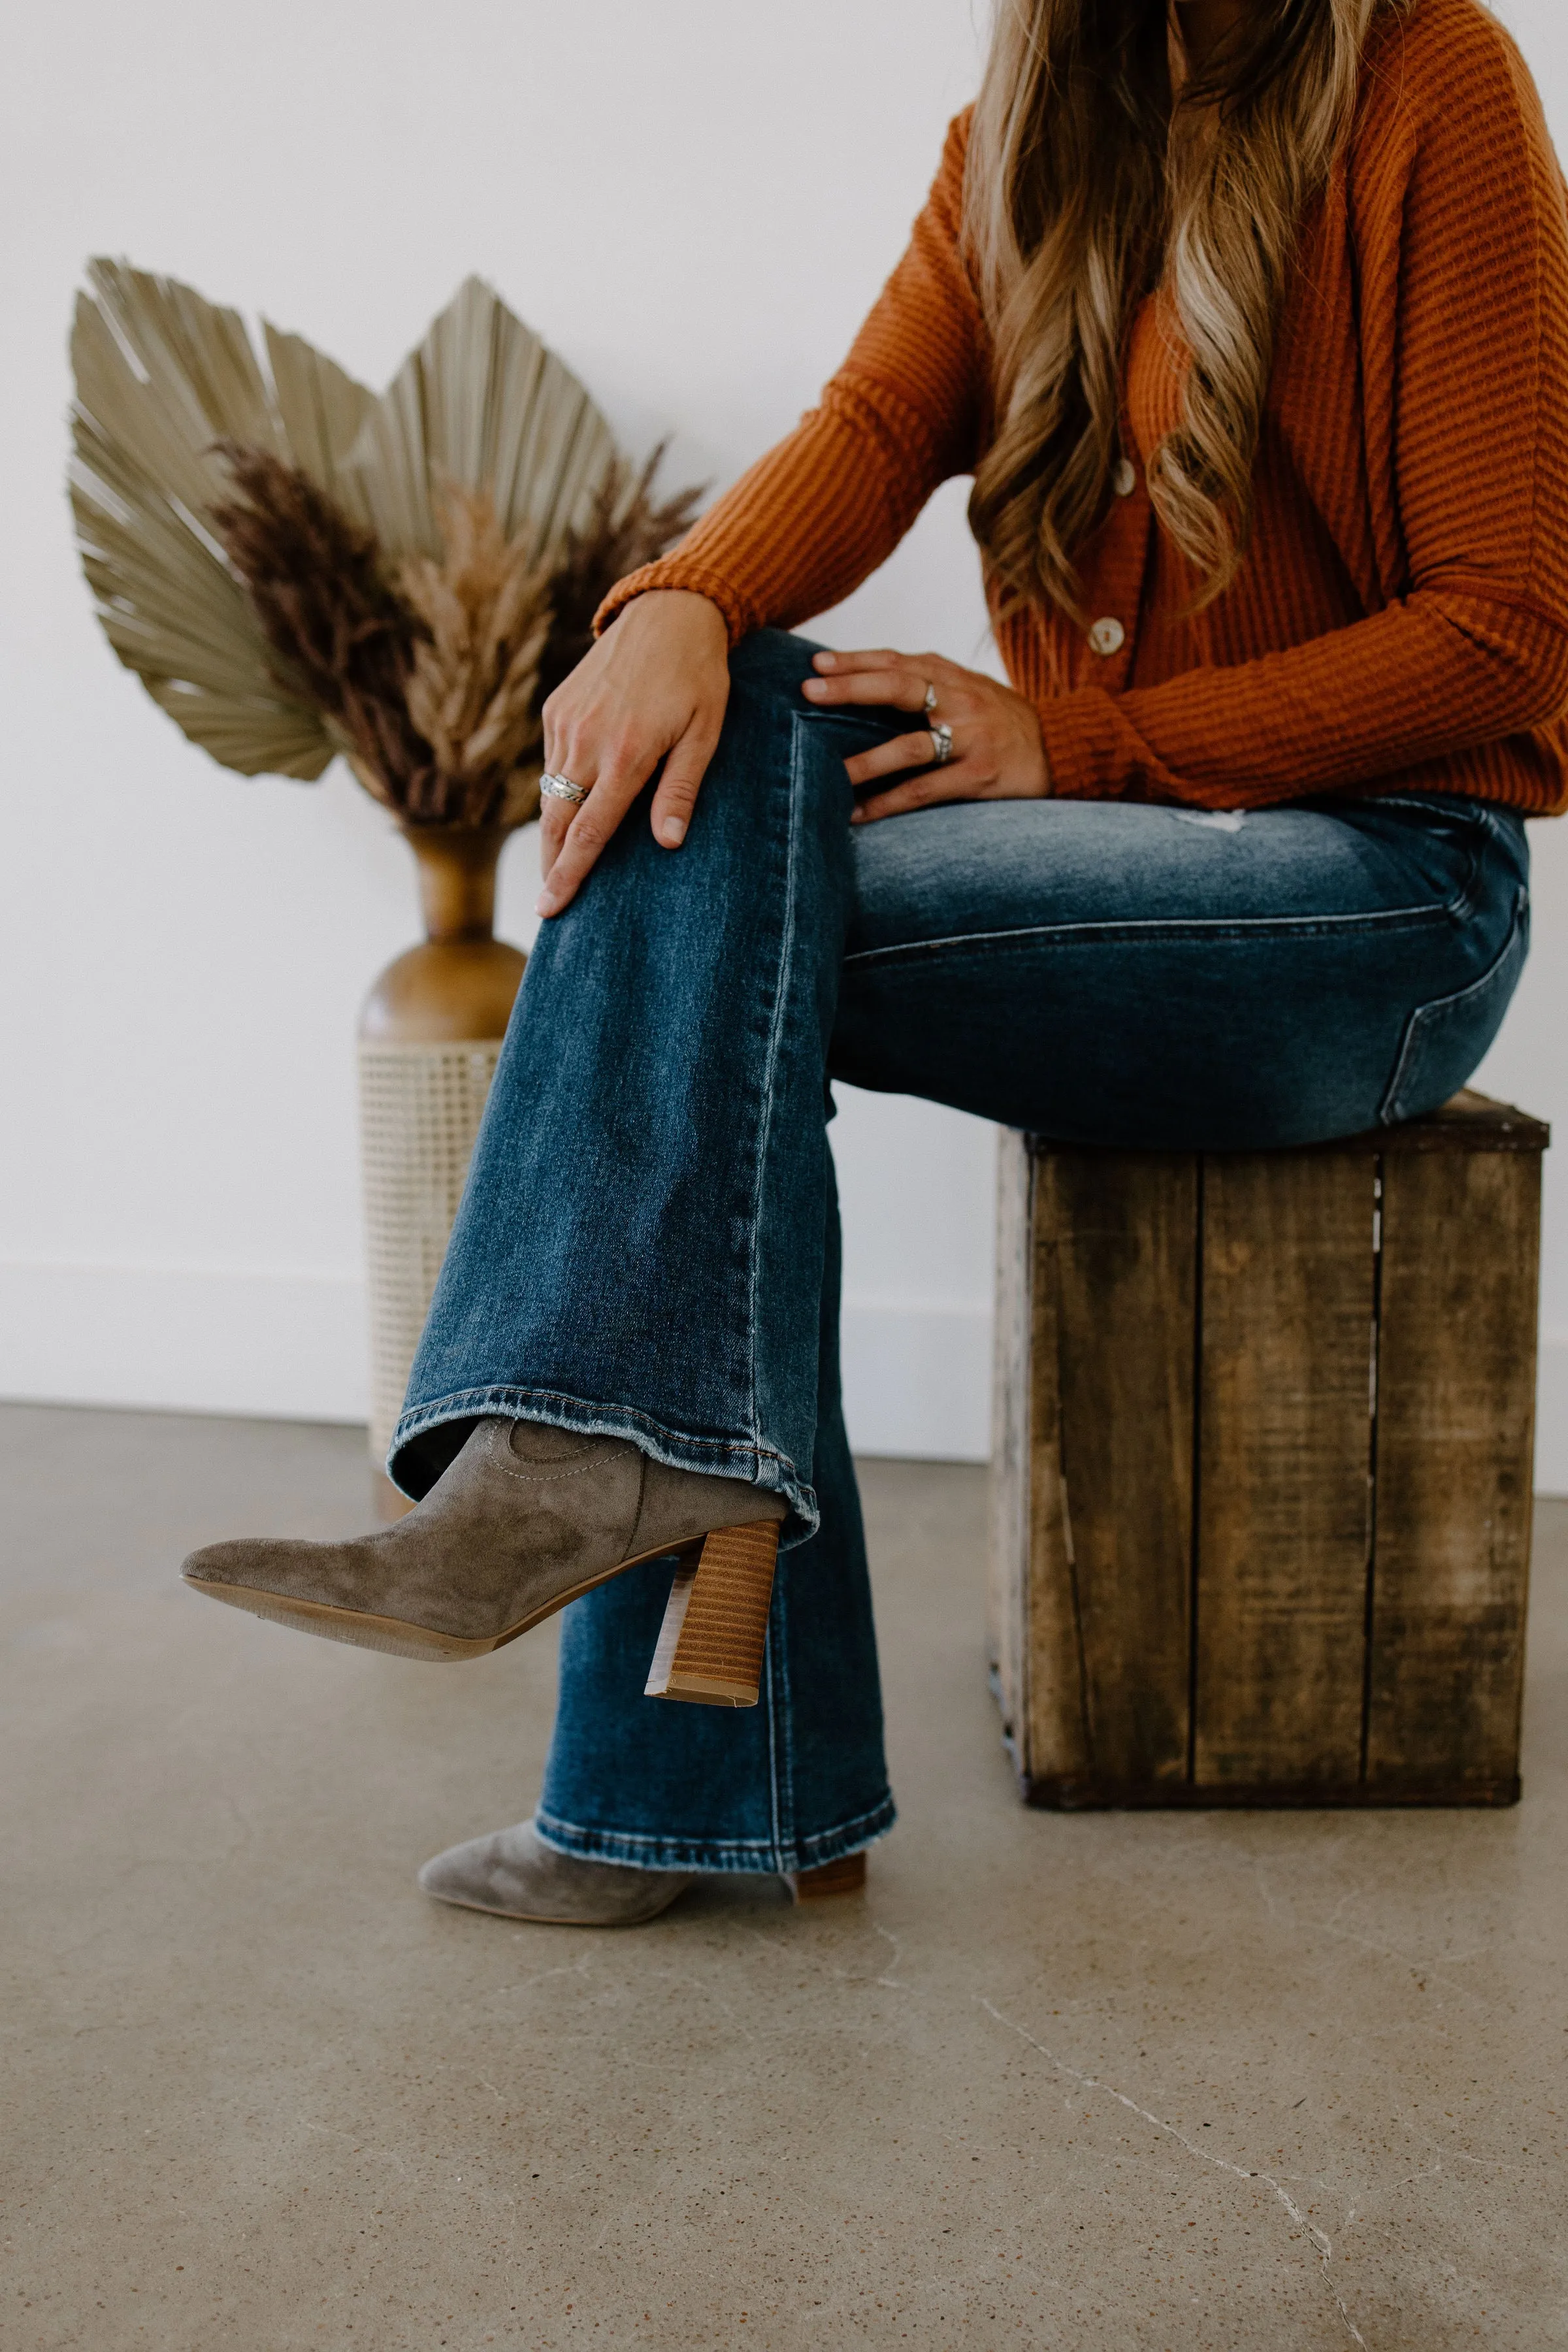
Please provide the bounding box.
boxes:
[536,705,591,883]
[802,667,930,714]
[851,762,985,825]
[538,794,574,879]
[812,646,955,681]
[806,647,964,717]
[649,713,722,849]
[808,645,1050,811]
[532,591,732,913]
[534,713,722,915]
[843,730,938,787]
[813,646,906,674]
[534,760,639,917]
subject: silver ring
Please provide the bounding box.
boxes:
[928,719,954,767]
[922,681,939,715]
[540,772,590,806]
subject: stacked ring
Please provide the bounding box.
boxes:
[929,720,955,767]
[540,772,590,806]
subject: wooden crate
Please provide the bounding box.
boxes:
[988,1091,1547,1809]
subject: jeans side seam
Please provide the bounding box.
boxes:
[742,723,804,1447]
[841,900,1465,970]
[1378,885,1530,1124]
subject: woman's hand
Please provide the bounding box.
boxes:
[800,645,1049,820]
[535,589,731,916]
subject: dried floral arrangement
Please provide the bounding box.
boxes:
[69,265,700,828]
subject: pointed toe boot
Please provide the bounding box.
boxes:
[181,1418,787,1704]
[417,1820,870,1926]
[417,1820,696,1926]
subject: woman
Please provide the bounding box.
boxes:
[184,0,1564,1925]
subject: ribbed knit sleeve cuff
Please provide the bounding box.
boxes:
[594,560,761,647]
[1035,693,1121,800]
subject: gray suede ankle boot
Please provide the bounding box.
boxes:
[416,1820,870,1926]
[180,1419,787,1705]
[417,1820,696,1926]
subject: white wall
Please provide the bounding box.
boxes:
[0,0,1563,1478]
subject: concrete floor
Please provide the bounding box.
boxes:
[2,1409,1566,2351]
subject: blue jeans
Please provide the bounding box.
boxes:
[391,629,1530,1872]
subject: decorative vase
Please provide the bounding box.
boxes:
[358,823,527,1509]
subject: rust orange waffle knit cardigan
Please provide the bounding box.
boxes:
[602,0,1568,814]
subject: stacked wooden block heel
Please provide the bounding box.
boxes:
[785,1853,868,1902]
[645,1522,781,1707]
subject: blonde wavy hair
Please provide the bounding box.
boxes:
[966,0,1400,617]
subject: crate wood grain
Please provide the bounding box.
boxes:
[1367,1144,1540,1795]
[990,1092,1546,1810]
[1194,1149,1377,1792]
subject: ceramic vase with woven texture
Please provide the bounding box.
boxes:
[359,826,525,1507]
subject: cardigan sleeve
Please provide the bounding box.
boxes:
[595,112,986,645]
[1037,29,1568,808]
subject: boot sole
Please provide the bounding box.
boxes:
[186,1520,781,1703]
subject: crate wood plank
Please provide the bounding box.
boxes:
[987,1131,1032,1756]
[1371,1088,1549,1155]
[1194,1150,1377,1788]
[1042,1148,1196,1796]
[1367,1146,1540,1793]
[1016,1149,1094,1791]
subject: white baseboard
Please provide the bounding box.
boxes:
[1,1262,1563,1493]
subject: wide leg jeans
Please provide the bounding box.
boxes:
[390,630,1531,1873]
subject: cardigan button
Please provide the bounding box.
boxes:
[1088,616,1126,657]
[1112,459,1137,497]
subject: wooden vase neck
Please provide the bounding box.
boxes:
[404,824,508,941]
[359,825,528,1047]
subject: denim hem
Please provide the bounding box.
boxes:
[531,1791,896,1878]
[387,1385,819,1544]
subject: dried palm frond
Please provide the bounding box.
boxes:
[261,322,380,529]
[70,263,622,802]
[70,261,339,778]
[397,484,553,827]
[206,444,437,811]
[532,443,705,713]
[340,278,619,572]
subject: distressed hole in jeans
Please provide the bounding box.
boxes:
[1171,809,1248,834]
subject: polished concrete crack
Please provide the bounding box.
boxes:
[978,1995,1369,2348]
